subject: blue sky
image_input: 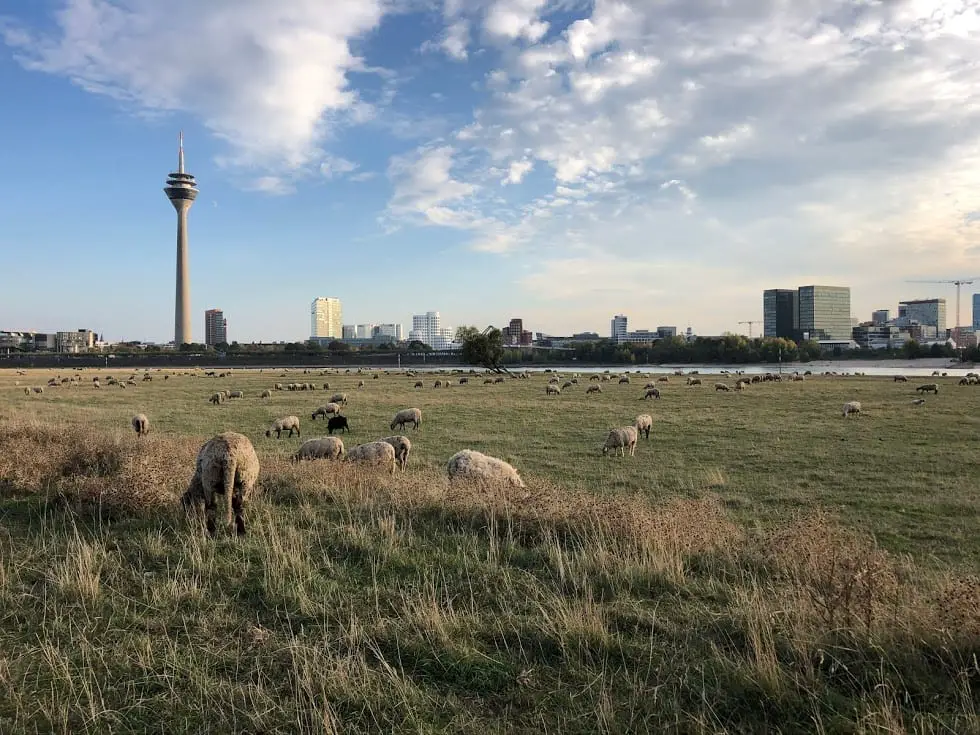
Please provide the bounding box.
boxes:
[1,0,979,343]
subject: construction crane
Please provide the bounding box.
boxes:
[738,320,759,338]
[905,277,980,331]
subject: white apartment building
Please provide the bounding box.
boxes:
[611,315,628,343]
[311,297,342,339]
[410,311,454,350]
[374,323,403,341]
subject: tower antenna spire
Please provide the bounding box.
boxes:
[178,130,185,174]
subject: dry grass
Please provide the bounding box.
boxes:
[0,367,978,732]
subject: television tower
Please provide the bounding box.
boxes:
[164,132,198,345]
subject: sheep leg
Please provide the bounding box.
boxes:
[232,494,246,536]
[204,497,218,537]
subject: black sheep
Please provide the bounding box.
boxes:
[327,415,350,434]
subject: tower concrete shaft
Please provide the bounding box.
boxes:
[164,132,198,345]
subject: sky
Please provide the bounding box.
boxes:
[1,0,979,344]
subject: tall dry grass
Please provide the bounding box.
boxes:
[0,414,977,732]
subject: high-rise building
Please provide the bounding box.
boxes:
[763,289,799,339]
[611,315,628,343]
[410,311,454,349]
[871,309,890,326]
[657,326,677,339]
[164,132,198,345]
[502,318,530,345]
[355,324,375,339]
[797,285,851,341]
[374,323,404,341]
[311,297,343,339]
[898,299,946,335]
[974,294,980,332]
[342,325,356,340]
[204,309,227,346]
[55,330,97,353]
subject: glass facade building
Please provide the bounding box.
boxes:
[763,289,799,339]
[797,286,852,341]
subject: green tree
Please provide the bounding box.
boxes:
[456,326,506,372]
[328,340,351,352]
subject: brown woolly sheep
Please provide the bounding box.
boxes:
[181,432,260,537]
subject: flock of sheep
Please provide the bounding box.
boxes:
[11,363,974,537]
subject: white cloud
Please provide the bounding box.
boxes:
[503,159,533,185]
[483,0,550,43]
[2,0,386,172]
[320,155,359,179]
[387,145,479,226]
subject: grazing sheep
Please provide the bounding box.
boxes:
[715,383,730,392]
[642,388,661,400]
[484,378,494,384]
[446,449,525,488]
[265,415,301,439]
[357,380,365,388]
[260,389,272,399]
[546,384,561,396]
[618,376,630,385]
[228,390,244,399]
[380,435,412,470]
[209,392,223,405]
[131,414,150,438]
[390,407,422,431]
[274,383,284,391]
[894,375,908,383]
[734,380,749,392]
[330,392,349,406]
[911,398,926,406]
[311,403,342,421]
[687,377,702,386]
[293,436,345,462]
[635,414,653,440]
[327,415,350,434]
[494,377,505,384]
[415,381,424,389]
[916,383,939,394]
[590,375,601,382]
[562,381,573,389]
[459,377,468,385]
[181,432,260,537]
[32,386,44,395]
[842,401,862,418]
[346,441,397,475]
[657,376,669,383]
[548,377,560,385]
[23,387,30,396]
[587,385,603,395]
[603,427,638,457]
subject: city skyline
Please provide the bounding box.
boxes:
[1,3,979,343]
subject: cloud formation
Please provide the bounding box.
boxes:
[2,0,386,172]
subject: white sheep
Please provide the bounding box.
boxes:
[842,400,862,418]
[603,426,638,457]
[293,436,345,461]
[311,403,342,421]
[390,407,422,431]
[346,441,397,475]
[379,435,412,470]
[546,384,561,396]
[181,432,260,537]
[635,414,652,440]
[260,389,272,399]
[131,413,150,438]
[587,385,602,395]
[330,392,349,406]
[209,392,223,405]
[265,415,301,439]
[715,383,730,392]
[228,390,244,399]
[446,449,525,488]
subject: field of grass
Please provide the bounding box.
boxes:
[0,366,977,733]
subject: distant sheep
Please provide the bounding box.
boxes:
[657,376,669,383]
[265,415,301,439]
[209,392,223,405]
[618,376,630,385]
[635,414,653,440]
[893,375,908,383]
[274,383,284,391]
[562,381,573,389]
[260,389,272,399]
[587,385,602,395]
[327,415,350,434]
[293,436,345,462]
[379,435,412,470]
[227,390,244,399]
[546,384,561,396]
[916,383,939,394]
[642,388,661,400]
[590,375,601,382]
[357,380,365,388]
[459,377,468,385]
[330,393,349,406]
[911,398,926,406]
[131,414,150,438]
[494,377,505,384]
[434,380,443,388]
[346,441,397,475]
[31,386,43,395]
[311,403,341,421]
[842,400,862,418]
[181,432,260,537]
[603,427,638,457]
[446,449,525,488]
[715,383,730,392]
[687,377,702,386]
[390,407,422,431]
[415,381,424,389]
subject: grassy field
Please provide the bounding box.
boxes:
[0,366,977,733]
